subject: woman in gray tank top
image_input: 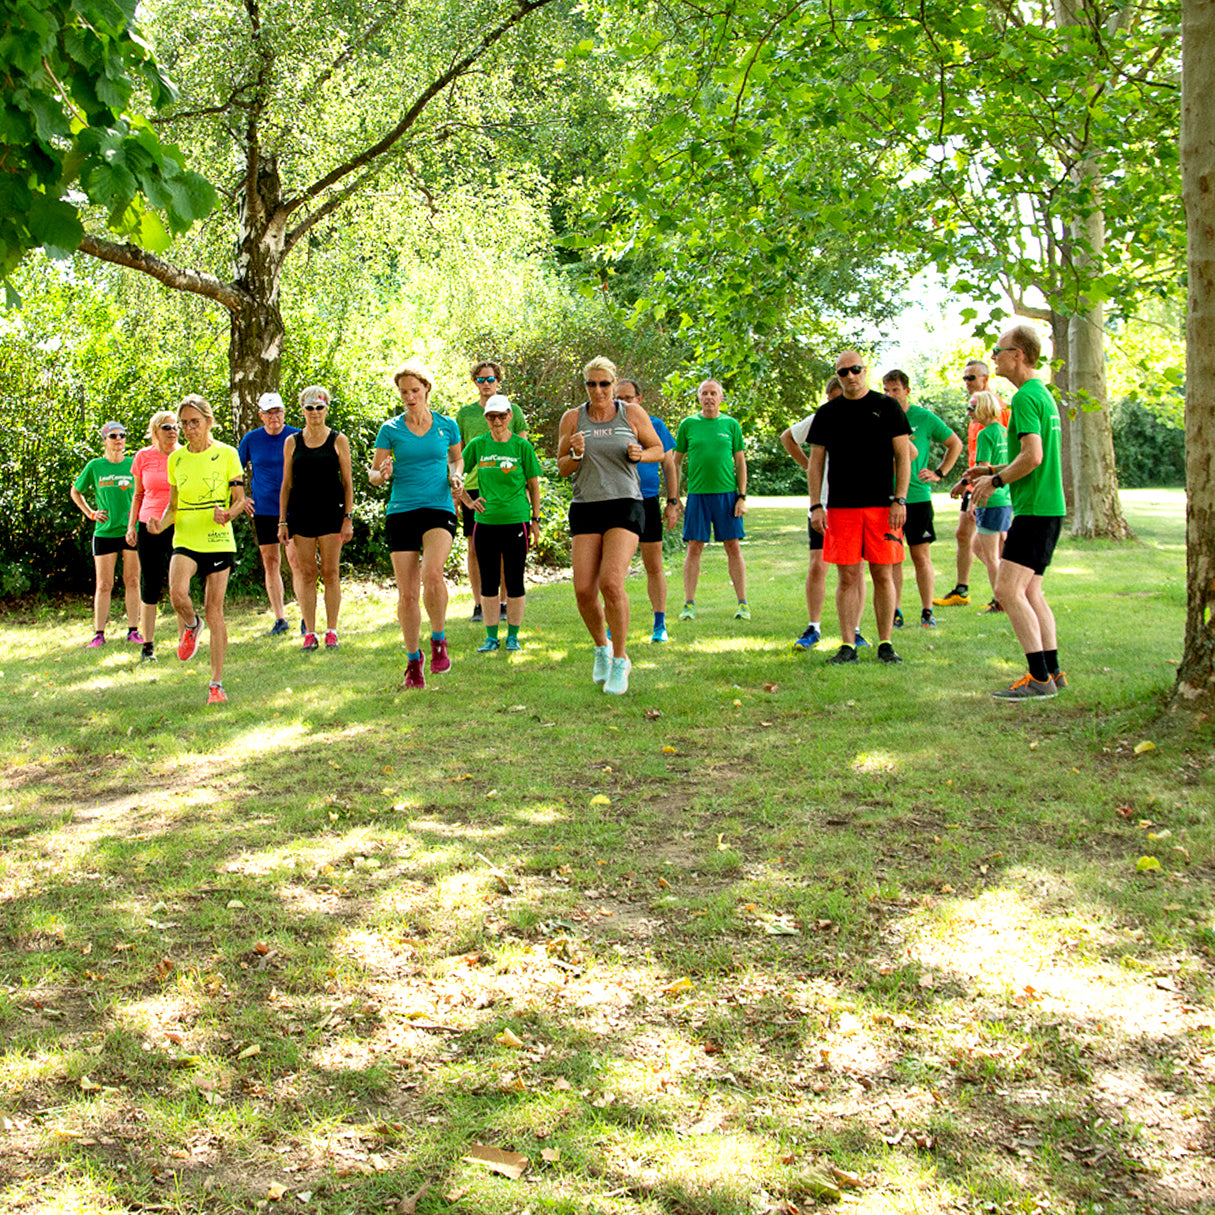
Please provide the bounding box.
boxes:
[556,356,663,695]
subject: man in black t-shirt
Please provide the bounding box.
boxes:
[806,351,912,665]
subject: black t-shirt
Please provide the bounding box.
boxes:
[805,390,912,509]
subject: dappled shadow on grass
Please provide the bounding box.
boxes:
[2,497,1212,1213]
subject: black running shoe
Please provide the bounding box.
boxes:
[827,644,858,664]
[877,642,903,664]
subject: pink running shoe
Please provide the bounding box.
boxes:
[302,632,319,652]
[324,629,338,649]
[126,627,145,643]
[207,682,227,705]
[430,635,451,673]
[404,656,425,689]
[86,632,105,648]
[178,616,203,661]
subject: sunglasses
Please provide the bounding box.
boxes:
[181,417,206,428]
[303,403,327,411]
[475,375,497,384]
[991,346,1014,357]
[836,365,864,377]
[962,374,978,382]
[107,432,127,439]
[585,380,613,388]
[158,424,178,431]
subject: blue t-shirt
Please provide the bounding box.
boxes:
[375,412,462,514]
[637,416,675,499]
[237,426,300,517]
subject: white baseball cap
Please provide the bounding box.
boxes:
[483,394,512,415]
[257,391,285,412]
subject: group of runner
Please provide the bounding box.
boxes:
[72,329,1066,703]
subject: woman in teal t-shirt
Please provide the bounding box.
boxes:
[370,360,464,690]
[457,395,542,653]
[70,420,141,648]
[968,391,1012,612]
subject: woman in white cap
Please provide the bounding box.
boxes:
[457,394,542,652]
[124,409,180,660]
[70,420,141,648]
[370,360,463,690]
[278,385,354,650]
[237,391,300,634]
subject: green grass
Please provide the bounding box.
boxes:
[0,488,1212,1215]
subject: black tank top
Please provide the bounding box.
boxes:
[289,429,343,510]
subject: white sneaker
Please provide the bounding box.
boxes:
[592,645,611,684]
[603,656,631,695]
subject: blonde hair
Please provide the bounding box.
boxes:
[299,384,330,408]
[145,409,178,441]
[177,394,214,422]
[971,391,1002,427]
[582,356,617,381]
[391,360,434,392]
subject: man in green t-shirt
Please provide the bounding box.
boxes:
[969,325,1067,700]
[670,380,749,621]
[455,361,528,622]
[882,370,962,630]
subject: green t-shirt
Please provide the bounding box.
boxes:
[975,423,1011,508]
[902,404,956,505]
[460,432,541,524]
[167,441,243,552]
[74,456,135,539]
[674,413,744,495]
[455,401,527,491]
[1008,379,1065,517]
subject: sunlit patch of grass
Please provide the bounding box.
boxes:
[850,750,900,775]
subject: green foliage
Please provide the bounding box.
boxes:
[0,0,216,292]
[1111,397,1186,487]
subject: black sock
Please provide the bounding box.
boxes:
[1043,649,1059,675]
[1027,651,1050,682]
[142,642,153,655]
[957,584,968,595]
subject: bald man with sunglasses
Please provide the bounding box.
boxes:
[806,352,912,665]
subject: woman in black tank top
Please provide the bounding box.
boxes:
[277,385,355,651]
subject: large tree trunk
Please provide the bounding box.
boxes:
[228,157,287,437]
[1175,0,1215,708]
[1048,306,1075,515]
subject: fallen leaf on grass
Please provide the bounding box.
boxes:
[1136,856,1162,872]
[237,1044,261,1060]
[764,682,779,693]
[266,1182,288,1201]
[1134,740,1157,755]
[79,1075,100,1092]
[540,1148,560,1164]
[395,1181,431,1214]
[828,1165,863,1189]
[590,794,611,806]
[495,1028,525,1049]
[464,1144,528,1180]
[663,977,694,996]
[644,708,661,719]
[1116,805,1134,819]
[226,899,245,910]
[661,745,677,754]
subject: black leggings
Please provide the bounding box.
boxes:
[137,522,174,605]
[472,521,529,599]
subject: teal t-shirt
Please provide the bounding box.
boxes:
[74,456,135,539]
[375,412,461,514]
[461,432,541,524]
[455,401,527,491]
[976,423,1011,508]
[674,413,744,495]
[1008,379,1065,517]
[903,404,956,505]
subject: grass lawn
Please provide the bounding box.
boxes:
[0,488,1212,1215]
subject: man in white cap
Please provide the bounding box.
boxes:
[238,391,301,633]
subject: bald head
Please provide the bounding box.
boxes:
[834,350,869,399]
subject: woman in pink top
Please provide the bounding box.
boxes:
[125,410,180,661]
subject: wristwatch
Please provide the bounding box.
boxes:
[991,473,1005,489]
[667,498,679,506]
[934,467,949,479]
[891,495,907,505]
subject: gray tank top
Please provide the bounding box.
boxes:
[571,401,641,504]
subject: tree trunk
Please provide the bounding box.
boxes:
[228,157,287,437]
[1175,0,1215,708]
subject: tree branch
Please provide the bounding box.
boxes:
[77,234,247,313]
[243,0,271,229]
[284,164,382,252]
[282,0,557,217]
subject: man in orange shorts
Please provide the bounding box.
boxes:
[806,351,912,664]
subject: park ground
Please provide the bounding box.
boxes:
[0,489,1212,1215]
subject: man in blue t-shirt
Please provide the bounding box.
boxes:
[616,378,677,642]
[238,391,301,634]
